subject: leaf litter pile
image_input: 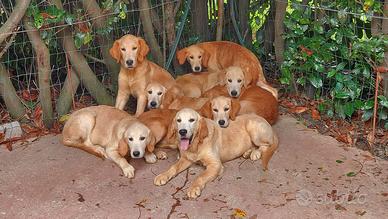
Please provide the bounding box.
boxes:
[279,94,388,160]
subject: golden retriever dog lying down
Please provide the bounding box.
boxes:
[202,66,277,99]
[62,105,155,178]
[110,34,175,116]
[200,94,278,126]
[154,108,278,198]
[176,41,277,98]
[145,82,208,110]
[137,109,178,161]
[175,71,224,97]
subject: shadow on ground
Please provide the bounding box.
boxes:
[0,115,387,218]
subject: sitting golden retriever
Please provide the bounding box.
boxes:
[110,34,175,116]
[61,105,155,178]
[176,41,277,98]
[201,92,278,126]
[154,108,278,198]
[175,71,224,97]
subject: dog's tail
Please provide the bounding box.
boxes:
[256,81,278,100]
[261,133,279,171]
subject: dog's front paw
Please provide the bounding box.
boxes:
[122,166,135,178]
[154,173,170,186]
[187,186,202,199]
[145,153,157,163]
[242,149,252,159]
[155,151,168,160]
[250,149,262,161]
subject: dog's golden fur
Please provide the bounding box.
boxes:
[61,105,155,178]
[110,34,175,116]
[154,108,278,198]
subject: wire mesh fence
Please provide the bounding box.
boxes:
[0,0,387,135]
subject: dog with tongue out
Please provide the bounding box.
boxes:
[154,108,223,199]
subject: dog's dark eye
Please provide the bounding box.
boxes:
[132,47,137,50]
[224,107,229,111]
[177,119,182,123]
[157,92,162,96]
[213,108,218,112]
[148,90,152,94]
[237,79,242,83]
[198,55,202,58]
[189,56,194,59]
[128,137,133,141]
[189,118,195,123]
[121,48,126,51]
[140,136,145,141]
[228,79,232,83]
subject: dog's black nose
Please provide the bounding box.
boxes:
[179,129,187,136]
[218,120,225,126]
[132,151,140,157]
[150,101,157,107]
[126,59,134,66]
[194,66,201,71]
[231,90,238,97]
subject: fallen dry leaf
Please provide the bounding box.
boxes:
[381,192,388,197]
[336,134,351,144]
[366,132,375,146]
[355,210,367,216]
[289,106,308,114]
[280,100,295,108]
[335,204,347,211]
[232,208,247,218]
[21,90,39,101]
[0,132,4,142]
[311,109,321,120]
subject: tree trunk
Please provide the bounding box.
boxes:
[0,0,31,45]
[139,0,164,66]
[56,68,80,116]
[0,63,26,120]
[274,0,287,64]
[238,0,252,47]
[80,0,120,93]
[263,0,275,56]
[164,1,182,73]
[23,17,54,128]
[216,0,224,41]
[52,0,113,105]
[191,0,210,41]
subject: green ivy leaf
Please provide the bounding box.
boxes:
[362,100,374,110]
[74,32,84,49]
[361,110,373,121]
[308,75,323,88]
[64,14,75,25]
[378,96,388,108]
[336,160,344,163]
[344,102,355,117]
[346,172,356,177]
[327,69,336,78]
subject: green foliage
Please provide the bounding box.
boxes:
[281,0,388,128]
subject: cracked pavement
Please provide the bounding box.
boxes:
[0,115,387,218]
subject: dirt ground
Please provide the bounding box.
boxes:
[0,115,387,219]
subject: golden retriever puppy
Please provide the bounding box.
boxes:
[201,90,278,125]
[176,41,277,98]
[137,109,178,161]
[62,105,155,178]
[110,34,175,116]
[145,82,184,109]
[175,71,224,97]
[154,108,278,198]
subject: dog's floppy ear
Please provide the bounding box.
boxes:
[199,100,213,119]
[202,49,210,68]
[146,132,156,153]
[176,48,187,65]
[109,40,121,63]
[118,138,129,157]
[196,118,209,145]
[166,117,177,142]
[162,86,181,108]
[138,37,150,63]
[243,67,253,88]
[230,99,241,121]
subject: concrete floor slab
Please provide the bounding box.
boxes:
[0,115,387,218]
